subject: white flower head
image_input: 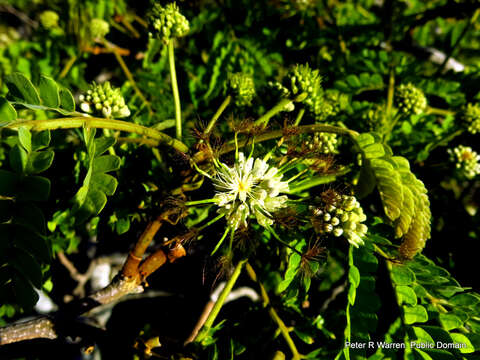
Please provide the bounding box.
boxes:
[213,153,289,230]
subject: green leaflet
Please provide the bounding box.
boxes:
[72,128,119,223]
[334,72,384,95]
[355,132,431,259]
[4,72,76,117]
[339,242,379,360]
[0,96,17,127]
[0,127,53,310]
[380,253,480,359]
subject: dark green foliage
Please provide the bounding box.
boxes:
[0,128,53,310]
[2,0,480,359]
[72,128,119,223]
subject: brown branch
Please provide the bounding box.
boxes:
[0,210,187,346]
[0,274,141,346]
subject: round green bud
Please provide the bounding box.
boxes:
[150,2,190,44]
[80,82,130,118]
[39,10,59,29]
[90,18,110,39]
[395,83,427,115]
[0,25,20,48]
[229,73,255,107]
[311,132,338,154]
[289,64,323,109]
[460,103,480,134]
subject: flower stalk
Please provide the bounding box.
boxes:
[194,258,247,344]
[169,39,183,140]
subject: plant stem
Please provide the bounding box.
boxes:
[422,128,463,156]
[254,98,292,127]
[169,39,182,140]
[435,9,480,75]
[294,108,305,126]
[185,198,218,206]
[287,174,341,193]
[110,44,152,115]
[196,213,226,232]
[59,55,77,79]
[386,67,395,120]
[205,96,231,135]
[426,106,455,116]
[245,263,303,360]
[7,117,189,153]
[193,123,359,163]
[194,259,247,343]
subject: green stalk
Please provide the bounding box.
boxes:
[294,108,305,126]
[7,117,188,153]
[426,106,455,117]
[196,213,226,232]
[254,98,292,127]
[193,123,359,163]
[185,198,218,206]
[287,174,343,194]
[169,39,182,140]
[246,263,303,360]
[194,259,247,343]
[435,9,480,75]
[205,96,232,135]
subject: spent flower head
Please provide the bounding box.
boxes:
[395,83,427,115]
[213,153,289,230]
[150,2,190,44]
[79,82,130,118]
[448,145,480,179]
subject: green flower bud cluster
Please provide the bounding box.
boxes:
[0,25,20,48]
[267,81,295,112]
[150,2,190,44]
[305,132,338,154]
[39,10,59,29]
[229,73,255,107]
[90,18,110,39]
[268,81,290,98]
[311,193,368,247]
[362,104,387,132]
[315,90,346,121]
[289,63,323,114]
[79,82,130,118]
[395,83,427,115]
[460,103,480,134]
[448,145,480,179]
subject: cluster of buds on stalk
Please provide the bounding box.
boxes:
[304,132,339,154]
[311,191,368,247]
[289,64,324,117]
[395,83,427,115]
[228,73,256,107]
[39,10,59,30]
[79,82,130,118]
[90,18,110,39]
[149,2,190,44]
[460,103,480,134]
